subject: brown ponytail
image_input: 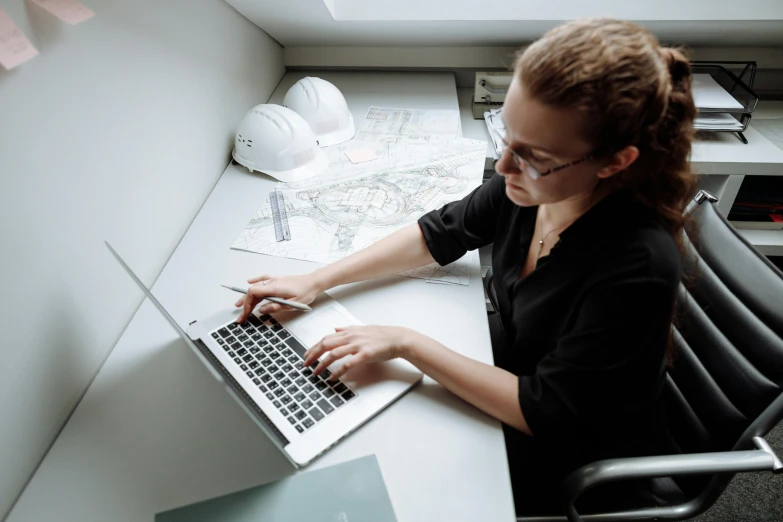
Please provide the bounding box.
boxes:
[515,19,698,252]
[628,46,697,253]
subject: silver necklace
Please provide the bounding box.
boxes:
[537,223,569,259]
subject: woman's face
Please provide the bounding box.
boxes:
[496,79,603,207]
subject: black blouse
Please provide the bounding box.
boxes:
[418,173,681,465]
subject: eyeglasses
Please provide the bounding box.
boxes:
[487,119,596,180]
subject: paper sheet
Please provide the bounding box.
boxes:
[399,250,477,286]
[692,74,743,111]
[232,138,487,264]
[345,148,378,164]
[356,107,461,142]
[694,113,744,131]
[0,8,39,70]
[31,0,94,25]
[233,105,486,264]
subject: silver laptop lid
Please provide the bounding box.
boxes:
[104,241,224,383]
[105,241,300,465]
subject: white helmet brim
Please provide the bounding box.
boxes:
[233,146,328,183]
[315,114,356,147]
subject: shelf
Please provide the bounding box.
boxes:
[738,229,783,256]
[457,88,783,176]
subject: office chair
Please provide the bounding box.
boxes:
[485,190,783,522]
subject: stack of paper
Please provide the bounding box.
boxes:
[691,74,746,133]
[694,113,744,131]
[482,75,748,137]
[692,74,743,111]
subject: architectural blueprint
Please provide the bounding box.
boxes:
[356,107,461,143]
[310,107,463,183]
[316,134,480,183]
[232,137,487,264]
[232,106,484,264]
[398,250,477,286]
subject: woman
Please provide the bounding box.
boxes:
[236,19,697,515]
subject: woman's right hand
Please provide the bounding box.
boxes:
[235,273,323,323]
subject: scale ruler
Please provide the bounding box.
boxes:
[270,189,291,242]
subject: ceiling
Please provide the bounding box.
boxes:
[334,0,783,22]
[225,0,783,47]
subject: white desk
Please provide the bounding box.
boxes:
[8,72,516,522]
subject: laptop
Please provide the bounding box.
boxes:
[106,242,422,467]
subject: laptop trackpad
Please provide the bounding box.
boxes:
[275,294,420,390]
[276,294,360,349]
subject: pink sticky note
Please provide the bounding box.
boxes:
[0,9,39,70]
[345,148,378,164]
[31,0,94,25]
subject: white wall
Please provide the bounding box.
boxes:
[0,0,284,518]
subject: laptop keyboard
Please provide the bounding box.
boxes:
[210,313,355,434]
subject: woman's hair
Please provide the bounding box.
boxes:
[514,18,697,250]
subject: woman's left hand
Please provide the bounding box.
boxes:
[304,325,412,381]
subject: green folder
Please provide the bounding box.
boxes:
[156,455,398,522]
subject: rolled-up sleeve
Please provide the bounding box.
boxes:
[418,173,506,266]
[518,274,677,440]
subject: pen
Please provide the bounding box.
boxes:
[221,285,312,312]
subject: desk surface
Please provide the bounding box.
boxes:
[8,72,516,522]
[457,88,783,176]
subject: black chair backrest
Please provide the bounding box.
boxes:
[666,191,783,495]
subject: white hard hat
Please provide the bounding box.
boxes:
[232,104,328,183]
[283,77,355,147]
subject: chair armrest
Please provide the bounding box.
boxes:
[561,437,782,522]
[483,267,499,312]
